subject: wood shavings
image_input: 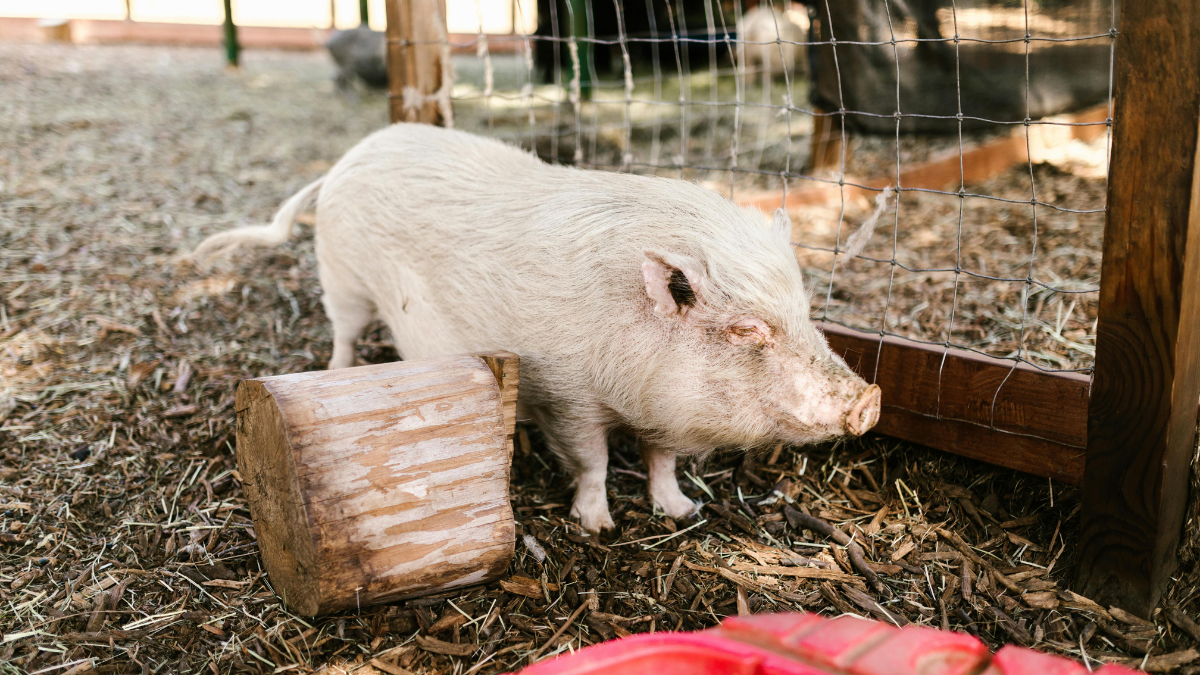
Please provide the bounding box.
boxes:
[2,41,1197,675]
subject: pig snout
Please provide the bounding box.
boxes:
[845,384,882,436]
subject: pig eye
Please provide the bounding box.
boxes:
[727,318,771,346]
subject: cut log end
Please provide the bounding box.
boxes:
[235,379,320,615]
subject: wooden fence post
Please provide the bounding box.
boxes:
[1077,0,1200,615]
[386,0,447,125]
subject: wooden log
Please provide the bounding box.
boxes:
[1077,0,1200,616]
[386,0,447,124]
[235,352,518,616]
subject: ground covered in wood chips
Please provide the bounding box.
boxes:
[2,42,1199,675]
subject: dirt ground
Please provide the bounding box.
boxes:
[2,43,1198,675]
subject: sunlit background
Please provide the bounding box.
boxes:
[0,0,537,35]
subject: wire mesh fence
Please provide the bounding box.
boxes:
[435,0,1115,381]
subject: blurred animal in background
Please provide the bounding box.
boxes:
[326,25,388,92]
[736,4,810,83]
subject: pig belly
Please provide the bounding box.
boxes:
[378,290,474,362]
[318,234,478,360]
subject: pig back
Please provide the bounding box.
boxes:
[312,124,796,410]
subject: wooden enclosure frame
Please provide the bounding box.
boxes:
[385,0,1200,615]
[385,0,447,125]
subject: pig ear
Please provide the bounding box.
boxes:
[643,250,706,318]
[771,209,793,245]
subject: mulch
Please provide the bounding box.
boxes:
[1,41,1198,675]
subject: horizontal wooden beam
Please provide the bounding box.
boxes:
[741,103,1109,212]
[820,323,1089,484]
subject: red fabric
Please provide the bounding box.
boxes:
[514,612,1139,675]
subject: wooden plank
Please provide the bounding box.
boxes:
[386,0,447,124]
[1077,0,1200,616]
[820,323,1089,484]
[872,408,1084,485]
[742,104,1109,212]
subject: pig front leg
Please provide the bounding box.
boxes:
[540,415,616,533]
[569,448,615,534]
[640,442,700,520]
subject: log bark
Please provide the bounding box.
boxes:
[235,352,518,616]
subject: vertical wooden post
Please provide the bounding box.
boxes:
[222,0,239,68]
[1077,0,1200,616]
[359,0,370,26]
[386,0,447,124]
[807,107,844,176]
[807,3,850,176]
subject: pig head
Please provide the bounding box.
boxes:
[636,244,881,450]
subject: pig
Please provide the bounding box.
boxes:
[326,25,388,92]
[736,5,810,82]
[192,123,881,533]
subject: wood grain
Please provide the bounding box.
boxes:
[1077,0,1200,616]
[235,352,518,616]
[478,352,519,458]
[820,323,1089,484]
[385,0,446,124]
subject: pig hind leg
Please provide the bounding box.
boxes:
[641,441,700,520]
[320,272,375,370]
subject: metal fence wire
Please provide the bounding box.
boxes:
[434,0,1114,386]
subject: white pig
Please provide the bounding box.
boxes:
[192,123,881,533]
[737,5,810,81]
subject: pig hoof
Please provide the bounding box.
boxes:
[572,507,616,535]
[571,490,616,534]
[652,489,700,520]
